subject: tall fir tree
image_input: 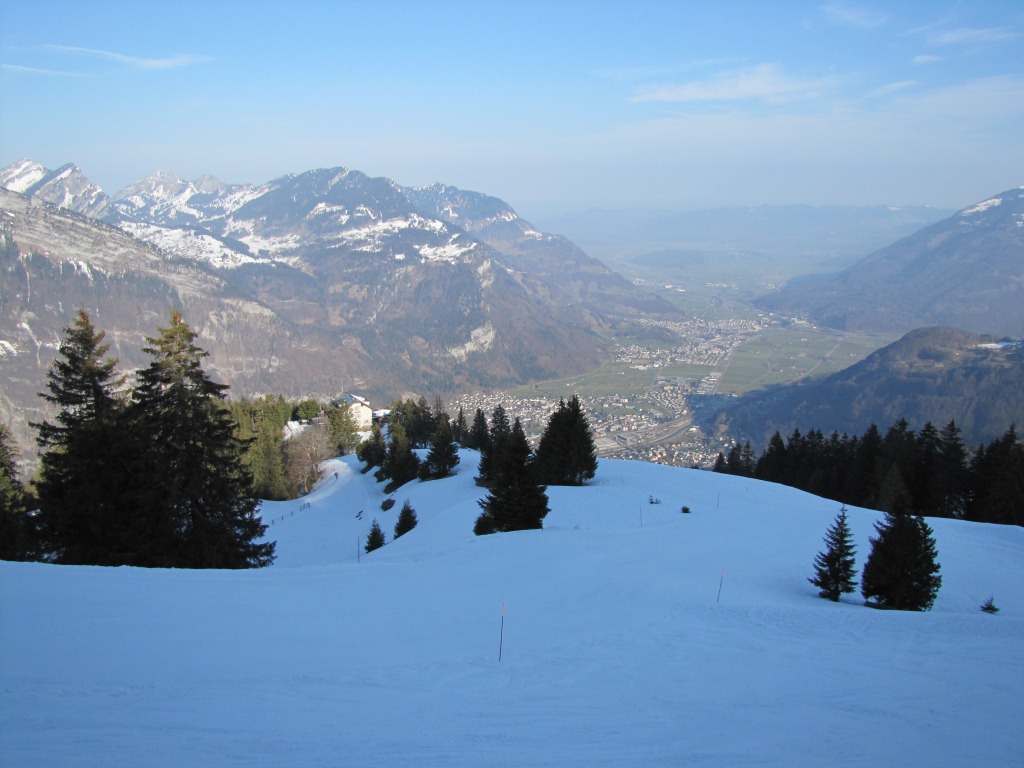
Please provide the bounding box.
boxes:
[33,310,143,565]
[131,311,275,568]
[477,405,511,485]
[475,418,549,534]
[357,423,387,471]
[808,507,858,601]
[861,495,942,611]
[465,408,490,451]
[534,395,598,486]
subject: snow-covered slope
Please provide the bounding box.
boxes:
[2,455,1020,767]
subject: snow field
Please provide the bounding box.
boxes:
[2,452,1021,767]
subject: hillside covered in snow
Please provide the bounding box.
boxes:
[1,453,1021,766]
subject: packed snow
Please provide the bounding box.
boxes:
[2,452,1021,767]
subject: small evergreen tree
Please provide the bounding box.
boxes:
[861,495,942,611]
[477,405,511,485]
[393,500,418,539]
[808,507,858,601]
[381,421,420,490]
[357,423,387,471]
[365,519,386,552]
[420,415,460,480]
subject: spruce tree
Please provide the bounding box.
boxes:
[465,408,489,451]
[33,310,141,565]
[534,395,597,486]
[808,507,858,601]
[357,423,387,471]
[365,519,386,552]
[476,418,549,534]
[393,500,418,539]
[420,415,460,480]
[861,495,942,610]
[131,311,275,568]
[381,421,420,490]
[477,405,511,485]
[0,423,35,561]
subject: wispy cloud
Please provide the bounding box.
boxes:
[631,64,836,104]
[1,63,89,77]
[925,26,1016,47]
[912,54,942,65]
[867,80,917,98]
[42,44,212,70]
[821,1,887,29]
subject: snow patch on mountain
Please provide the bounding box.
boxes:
[0,159,48,193]
[119,222,268,269]
[961,197,1002,216]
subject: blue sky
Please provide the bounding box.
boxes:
[1,0,1022,221]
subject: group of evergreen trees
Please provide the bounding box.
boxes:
[473,396,596,535]
[355,394,598,538]
[715,419,1023,526]
[2,310,275,568]
[809,503,942,611]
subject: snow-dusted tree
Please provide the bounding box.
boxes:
[808,507,858,601]
[861,495,941,611]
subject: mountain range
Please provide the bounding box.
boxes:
[756,187,1024,337]
[710,326,1024,449]
[1,160,674,463]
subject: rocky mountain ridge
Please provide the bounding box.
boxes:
[756,187,1024,337]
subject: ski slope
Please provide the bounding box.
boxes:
[2,452,1021,767]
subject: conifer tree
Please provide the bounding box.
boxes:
[0,423,35,561]
[131,311,275,568]
[861,495,941,610]
[534,395,598,486]
[475,418,549,534]
[420,415,460,480]
[33,310,140,564]
[477,405,511,485]
[381,421,420,490]
[808,507,858,601]
[365,519,386,552]
[465,408,489,451]
[357,423,387,471]
[393,500,418,539]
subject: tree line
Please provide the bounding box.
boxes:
[357,395,598,537]
[0,310,275,567]
[713,419,1023,526]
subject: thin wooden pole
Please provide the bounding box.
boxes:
[498,602,505,661]
[717,567,725,603]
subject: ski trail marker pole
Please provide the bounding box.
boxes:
[498,602,505,662]
[717,567,725,603]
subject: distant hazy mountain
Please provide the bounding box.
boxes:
[757,188,1024,337]
[540,204,953,277]
[713,326,1024,450]
[1,161,678,463]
